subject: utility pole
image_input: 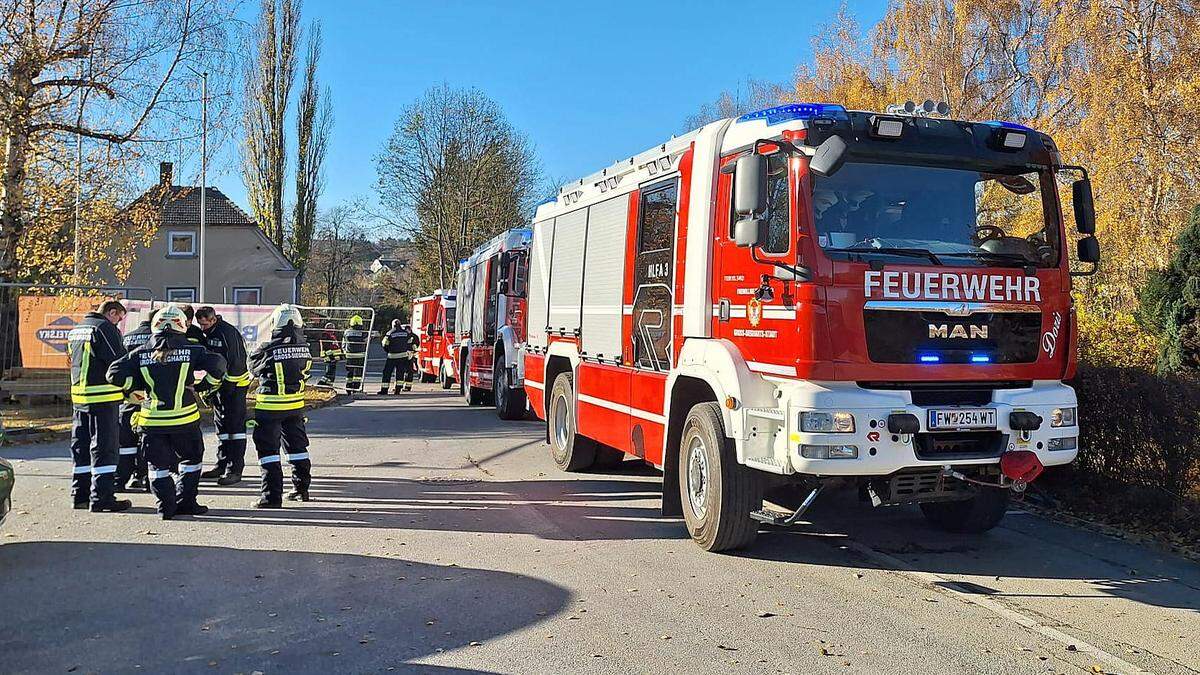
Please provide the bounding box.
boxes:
[198,71,208,302]
[73,0,84,280]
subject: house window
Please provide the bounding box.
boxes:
[165,287,196,303]
[168,231,196,257]
[231,287,261,305]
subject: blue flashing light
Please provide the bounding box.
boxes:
[919,354,941,363]
[737,103,849,125]
[970,354,992,363]
[982,120,1037,133]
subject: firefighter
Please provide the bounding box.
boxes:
[179,304,205,344]
[115,311,153,493]
[379,320,419,394]
[249,304,314,508]
[342,314,368,392]
[316,322,344,386]
[66,299,132,512]
[195,306,251,485]
[108,304,226,519]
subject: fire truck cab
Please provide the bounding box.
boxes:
[412,290,457,387]
[456,228,532,419]
[523,102,1100,551]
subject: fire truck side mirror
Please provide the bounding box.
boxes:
[808,135,848,177]
[1072,178,1096,234]
[1077,236,1100,264]
[497,278,510,295]
[733,217,767,248]
[734,154,768,217]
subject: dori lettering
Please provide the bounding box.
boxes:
[1042,311,1062,358]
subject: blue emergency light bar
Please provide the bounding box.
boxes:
[919,354,940,363]
[970,355,992,363]
[737,103,849,125]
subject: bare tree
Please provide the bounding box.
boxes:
[290,20,331,299]
[307,201,372,306]
[682,79,782,131]
[0,0,235,285]
[242,0,299,248]
[374,84,541,291]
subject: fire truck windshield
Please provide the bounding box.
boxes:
[812,161,1061,268]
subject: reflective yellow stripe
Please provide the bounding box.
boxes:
[174,364,188,409]
[140,404,200,427]
[205,374,223,387]
[225,372,252,386]
[140,366,158,408]
[71,342,123,403]
[71,390,124,404]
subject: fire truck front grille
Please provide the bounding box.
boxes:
[878,468,973,504]
[863,310,1042,364]
[913,431,1007,461]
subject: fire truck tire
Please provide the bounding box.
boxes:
[679,402,760,552]
[918,487,1009,533]
[495,355,526,420]
[461,352,488,406]
[548,372,596,471]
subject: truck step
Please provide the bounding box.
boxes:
[750,508,795,526]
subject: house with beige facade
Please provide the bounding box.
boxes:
[109,163,298,305]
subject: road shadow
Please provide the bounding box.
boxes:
[308,390,542,442]
[740,487,1200,613]
[0,541,570,674]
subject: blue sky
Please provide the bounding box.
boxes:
[202,0,888,221]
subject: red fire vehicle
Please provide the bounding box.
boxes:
[411,290,457,387]
[456,228,532,419]
[523,101,1100,551]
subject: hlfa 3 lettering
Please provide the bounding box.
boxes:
[646,262,670,280]
[863,270,1041,303]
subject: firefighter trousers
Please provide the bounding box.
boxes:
[321,357,341,383]
[252,410,311,504]
[115,405,146,488]
[212,383,248,475]
[381,356,415,392]
[143,427,204,516]
[70,402,119,506]
[345,355,365,391]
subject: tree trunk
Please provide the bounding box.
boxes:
[0,61,36,283]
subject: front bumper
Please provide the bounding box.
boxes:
[770,380,1078,476]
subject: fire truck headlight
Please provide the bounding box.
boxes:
[801,444,859,459]
[800,411,855,433]
[1000,130,1027,149]
[1050,407,1077,427]
[1047,436,1077,451]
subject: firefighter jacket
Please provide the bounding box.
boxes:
[381,328,419,359]
[186,324,205,344]
[106,333,227,428]
[319,329,344,359]
[202,318,251,387]
[249,324,312,412]
[120,320,153,412]
[341,327,368,359]
[68,312,128,405]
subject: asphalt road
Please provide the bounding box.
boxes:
[1,387,1197,674]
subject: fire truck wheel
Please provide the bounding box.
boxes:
[462,352,488,406]
[494,355,527,420]
[420,372,436,384]
[679,402,760,552]
[918,487,1010,533]
[548,372,596,471]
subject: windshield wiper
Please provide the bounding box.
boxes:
[829,246,944,266]
[938,251,1035,267]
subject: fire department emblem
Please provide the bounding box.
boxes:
[747,298,763,327]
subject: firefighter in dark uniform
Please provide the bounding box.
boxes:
[179,304,205,344]
[195,306,251,485]
[379,320,419,394]
[67,299,132,512]
[115,312,153,492]
[316,322,344,386]
[250,305,314,507]
[108,304,226,519]
[342,314,368,392]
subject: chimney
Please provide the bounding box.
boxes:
[159,161,173,187]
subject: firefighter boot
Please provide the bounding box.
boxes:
[286,455,312,502]
[175,462,205,515]
[393,384,403,395]
[255,461,284,508]
[377,385,389,395]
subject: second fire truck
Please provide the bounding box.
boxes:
[522,101,1101,551]
[411,290,457,387]
[456,228,532,419]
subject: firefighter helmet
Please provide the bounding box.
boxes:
[349,314,364,327]
[151,304,189,335]
[271,304,305,329]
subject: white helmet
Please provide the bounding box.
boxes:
[270,304,304,329]
[152,304,189,334]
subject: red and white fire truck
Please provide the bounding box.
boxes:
[456,228,532,419]
[411,290,457,387]
[523,101,1101,551]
